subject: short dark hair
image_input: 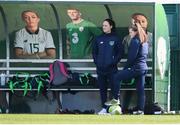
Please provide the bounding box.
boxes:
[103,18,116,32]
[67,7,80,12]
[131,13,148,20]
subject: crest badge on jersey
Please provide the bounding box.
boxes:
[109,41,115,46]
[79,26,84,32]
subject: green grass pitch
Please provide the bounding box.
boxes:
[0,114,180,124]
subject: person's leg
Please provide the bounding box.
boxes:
[136,71,146,111]
[105,69,137,106]
[97,74,108,108]
[108,73,115,99]
[122,90,133,113]
[113,69,136,100]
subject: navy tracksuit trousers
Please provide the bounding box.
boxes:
[113,69,147,111]
[97,72,115,108]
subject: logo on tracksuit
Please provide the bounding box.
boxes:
[109,41,115,46]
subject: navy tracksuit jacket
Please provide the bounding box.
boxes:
[113,36,148,111]
[92,32,123,108]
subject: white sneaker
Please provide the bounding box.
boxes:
[133,110,144,115]
[105,99,120,106]
[98,108,108,115]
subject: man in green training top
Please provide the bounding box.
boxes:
[66,8,102,59]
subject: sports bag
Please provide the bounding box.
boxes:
[49,60,69,86]
[67,72,97,86]
[8,72,32,96]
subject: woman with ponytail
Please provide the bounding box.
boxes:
[105,23,148,115]
[92,19,123,115]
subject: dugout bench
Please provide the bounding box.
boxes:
[0,58,153,113]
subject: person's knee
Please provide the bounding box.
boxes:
[113,73,119,81]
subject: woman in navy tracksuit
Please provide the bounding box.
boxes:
[92,19,123,114]
[105,23,148,114]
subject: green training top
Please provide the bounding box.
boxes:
[66,20,102,59]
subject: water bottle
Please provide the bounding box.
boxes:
[0,73,5,86]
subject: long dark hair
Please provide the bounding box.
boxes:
[103,18,116,33]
